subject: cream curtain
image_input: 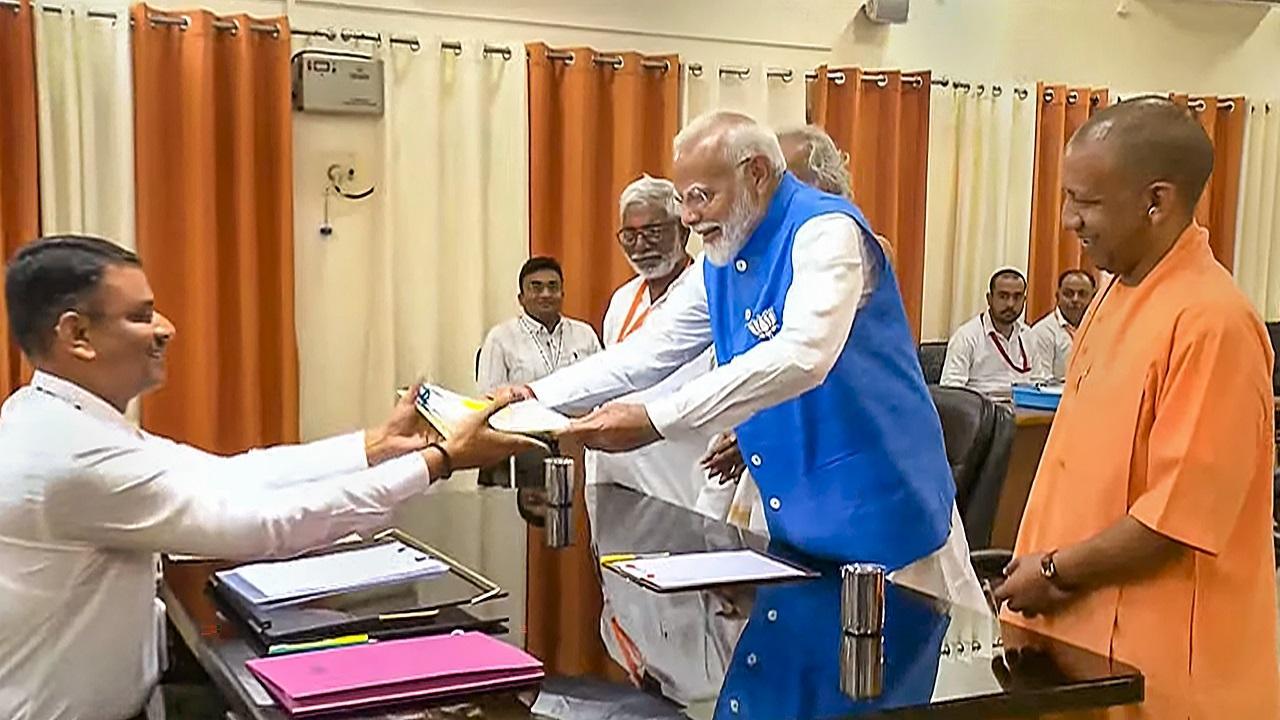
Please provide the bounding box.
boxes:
[1234,100,1280,322]
[681,61,807,130]
[33,3,135,250]
[921,84,1037,340]
[294,38,529,439]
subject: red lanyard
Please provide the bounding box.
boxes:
[616,281,652,344]
[987,328,1030,373]
[615,259,692,344]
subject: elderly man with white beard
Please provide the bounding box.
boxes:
[586,175,718,509]
[515,111,984,607]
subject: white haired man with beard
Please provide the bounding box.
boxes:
[507,112,984,607]
[586,175,717,509]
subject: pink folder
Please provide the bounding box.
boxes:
[245,632,545,716]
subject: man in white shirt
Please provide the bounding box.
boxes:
[1026,269,1096,382]
[476,256,601,487]
[588,175,716,510]
[477,256,602,392]
[501,111,986,610]
[0,235,533,720]
[940,268,1035,396]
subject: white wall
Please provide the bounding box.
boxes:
[833,0,1280,98]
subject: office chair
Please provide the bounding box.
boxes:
[918,341,949,385]
[928,385,1016,578]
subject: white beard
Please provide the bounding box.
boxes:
[698,188,757,267]
[627,250,684,280]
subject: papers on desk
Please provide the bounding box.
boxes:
[217,540,449,606]
[602,549,814,592]
[414,383,565,440]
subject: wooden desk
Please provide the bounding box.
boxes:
[991,406,1055,549]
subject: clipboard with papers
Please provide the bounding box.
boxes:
[209,529,508,649]
[600,548,819,593]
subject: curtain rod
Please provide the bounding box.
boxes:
[0,0,1246,111]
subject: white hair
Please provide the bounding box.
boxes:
[778,125,853,200]
[673,111,786,178]
[618,174,681,224]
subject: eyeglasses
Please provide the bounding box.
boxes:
[677,157,753,214]
[616,221,677,247]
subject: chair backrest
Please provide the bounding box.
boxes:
[918,341,948,385]
[928,385,1015,549]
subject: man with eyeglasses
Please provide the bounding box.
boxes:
[586,175,718,510]
[503,111,984,608]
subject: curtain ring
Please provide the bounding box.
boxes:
[876,75,888,88]
[975,83,986,97]
[227,18,240,36]
[689,63,703,77]
[993,84,1003,98]
[776,68,794,83]
[1043,87,1055,103]
[658,58,672,73]
[408,37,421,52]
[831,71,846,85]
[563,51,575,66]
[1014,87,1028,100]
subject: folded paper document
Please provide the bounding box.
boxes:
[216,540,449,606]
[246,631,545,715]
[414,383,568,438]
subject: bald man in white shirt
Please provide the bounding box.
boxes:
[0,235,534,720]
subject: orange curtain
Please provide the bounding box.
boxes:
[1026,84,1108,321]
[0,0,38,398]
[527,42,679,334]
[131,5,297,454]
[808,66,931,338]
[525,42,677,678]
[1172,94,1246,271]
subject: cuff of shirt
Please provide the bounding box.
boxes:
[340,432,372,471]
[645,396,685,439]
[529,374,571,410]
[376,451,433,496]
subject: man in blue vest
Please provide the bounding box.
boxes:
[521,111,982,605]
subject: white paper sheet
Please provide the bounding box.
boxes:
[222,540,449,605]
[608,549,809,591]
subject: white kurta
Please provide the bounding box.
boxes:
[585,266,717,510]
[0,372,432,720]
[532,214,987,612]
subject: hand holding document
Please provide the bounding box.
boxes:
[414,384,568,442]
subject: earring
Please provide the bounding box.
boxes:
[1148,206,1157,217]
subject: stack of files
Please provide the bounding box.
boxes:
[245,631,545,716]
[216,540,450,606]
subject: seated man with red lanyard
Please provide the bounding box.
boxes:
[939,267,1035,398]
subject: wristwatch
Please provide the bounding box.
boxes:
[1040,550,1065,588]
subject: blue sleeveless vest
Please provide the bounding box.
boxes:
[704,173,954,569]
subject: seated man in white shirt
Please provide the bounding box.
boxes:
[476,256,601,487]
[1026,269,1096,382]
[589,175,715,509]
[940,268,1035,396]
[0,235,533,720]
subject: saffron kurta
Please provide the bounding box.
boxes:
[1010,223,1279,719]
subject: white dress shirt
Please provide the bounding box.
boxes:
[476,313,601,392]
[1026,307,1075,382]
[939,312,1035,396]
[0,371,432,720]
[585,266,718,510]
[531,213,985,610]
